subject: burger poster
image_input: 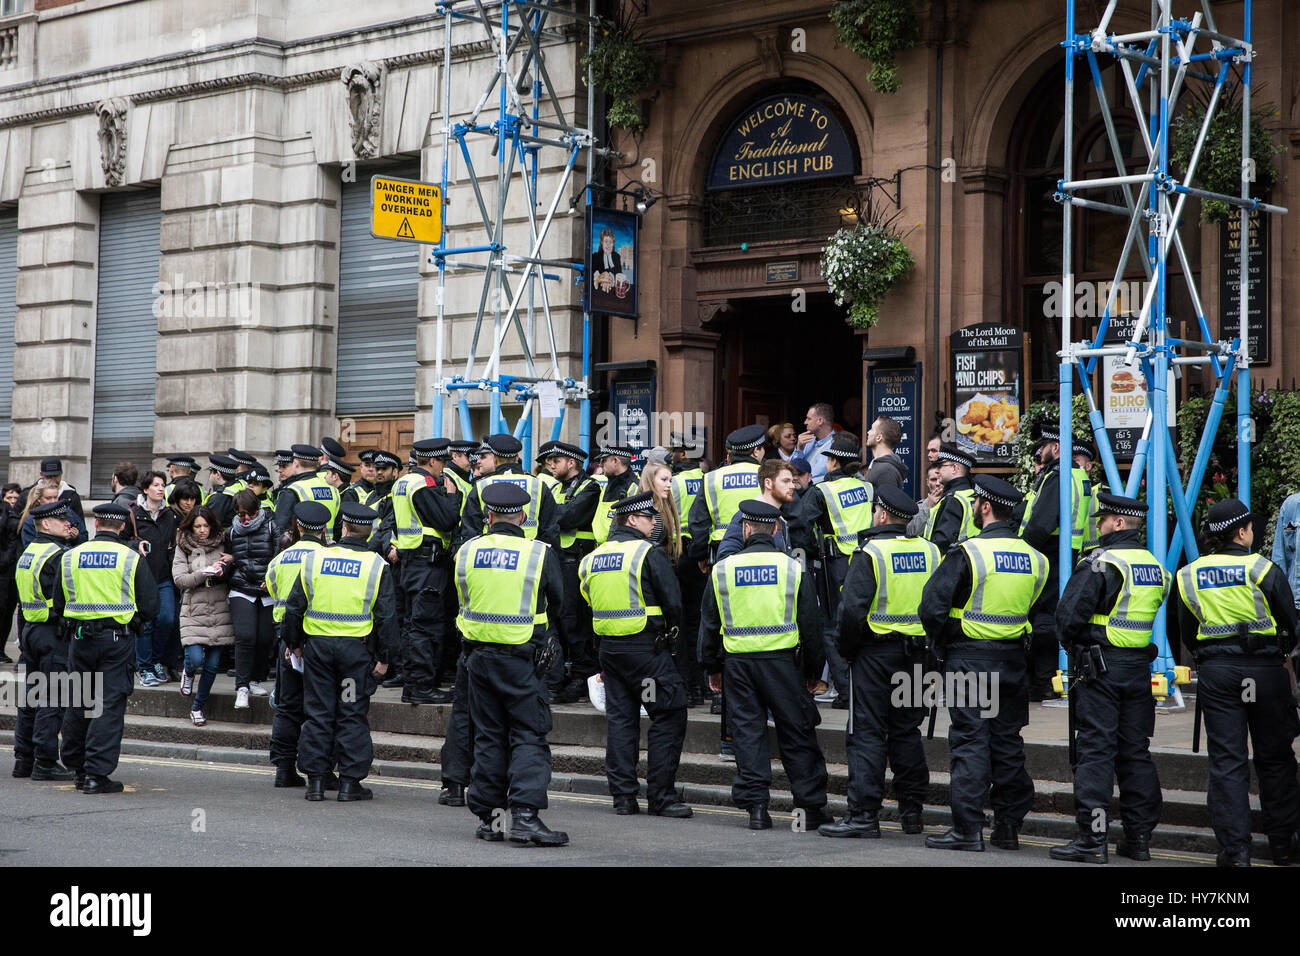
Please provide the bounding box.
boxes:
[1101,357,1175,459]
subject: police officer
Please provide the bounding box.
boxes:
[389,438,462,704]
[247,465,276,513]
[542,441,602,703]
[820,486,939,838]
[282,501,397,802]
[274,444,341,535]
[320,458,356,537]
[265,501,332,789]
[579,491,691,818]
[687,425,765,566]
[164,455,198,502]
[1020,425,1093,700]
[457,434,558,548]
[341,450,377,506]
[12,501,78,781]
[792,432,874,708]
[588,445,640,545]
[228,447,259,483]
[924,443,977,552]
[1050,492,1170,864]
[205,454,241,523]
[446,439,478,493]
[1175,499,1300,867]
[273,450,294,488]
[60,503,161,794]
[920,475,1047,851]
[669,443,708,703]
[700,499,830,830]
[455,483,568,846]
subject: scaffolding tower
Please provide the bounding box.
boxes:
[1055,0,1285,700]
[432,0,599,459]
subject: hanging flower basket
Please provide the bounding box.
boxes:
[821,218,914,330]
[829,0,918,95]
[583,25,658,131]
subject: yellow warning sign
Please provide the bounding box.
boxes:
[370,175,443,244]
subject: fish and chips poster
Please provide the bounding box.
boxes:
[949,323,1024,465]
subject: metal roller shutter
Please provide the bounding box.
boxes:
[0,209,15,481]
[91,191,161,498]
[336,165,420,416]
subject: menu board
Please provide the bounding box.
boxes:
[1218,206,1270,366]
[866,363,921,498]
[1098,313,1175,461]
[949,324,1023,465]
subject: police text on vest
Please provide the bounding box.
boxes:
[734,565,778,586]
[474,549,521,570]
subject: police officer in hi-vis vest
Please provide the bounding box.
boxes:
[669,432,708,702]
[586,445,640,547]
[281,501,397,803]
[454,482,568,846]
[920,475,1047,852]
[924,443,978,553]
[580,491,692,818]
[204,454,241,525]
[264,501,332,790]
[1049,491,1170,864]
[820,485,939,839]
[700,499,831,831]
[274,444,342,536]
[60,502,161,794]
[1176,499,1300,867]
[543,441,603,704]
[164,454,197,504]
[687,425,765,567]
[12,501,78,782]
[387,438,462,705]
[457,433,559,549]
[792,432,874,708]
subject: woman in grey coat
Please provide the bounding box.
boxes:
[173,506,235,726]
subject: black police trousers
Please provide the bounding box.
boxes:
[439,649,475,787]
[599,634,688,807]
[398,550,451,690]
[724,651,828,811]
[465,644,553,817]
[269,637,304,769]
[14,622,73,766]
[1069,647,1161,836]
[1198,653,1300,852]
[298,636,376,781]
[62,627,136,778]
[674,555,708,694]
[1029,559,1072,693]
[820,556,851,698]
[945,642,1033,833]
[846,639,928,815]
[558,552,598,683]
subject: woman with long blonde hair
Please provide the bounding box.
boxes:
[638,461,681,563]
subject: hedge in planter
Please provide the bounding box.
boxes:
[830,0,918,95]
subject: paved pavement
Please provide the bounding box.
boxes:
[0,748,1215,867]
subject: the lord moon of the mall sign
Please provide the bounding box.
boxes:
[371,175,443,244]
[707,94,855,190]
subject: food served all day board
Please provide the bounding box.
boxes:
[949,323,1024,466]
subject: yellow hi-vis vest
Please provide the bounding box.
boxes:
[454,535,550,644]
[1021,466,1091,550]
[292,475,341,528]
[391,472,446,550]
[1176,553,1279,641]
[948,536,1048,640]
[671,469,704,541]
[265,539,324,624]
[711,550,802,654]
[1085,547,1171,647]
[554,475,598,550]
[819,475,875,556]
[926,487,977,544]
[447,470,473,517]
[857,536,941,637]
[60,540,140,625]
[15,541,63,624]
[1082,482,1104,552]
[475,473,544,539]
[298,548,385,638]
[578,539,662,636]
[538,472,559,498]
[701,462,760,542]
[590,482,633,546]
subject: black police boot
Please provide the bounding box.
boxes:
[612,795,640,815]
[800,805,833,831]
[383,672,405,689]
[819,811,881,838]
[831,696,850,710]
[648,797,694,819]
[925,828,985,852]
[31,762,76,782]
[475,818,504,842]
[439,783,466,807]
[900,810,924,834]
[1216,846,1251,867]
[305,776,326,802]
[508,807,569,847]
[324,771,340,792]
[990,820,1020,850]
[82,775,124,795]
[709,692,723,715]
[11,760,32,779]
[274,764,305,788]
[73,772,86,791]
[405,684,453,705]
[1049,828,1109,864]
[1116,832,1152,861]
[748,806,773,830]
[337,777,373,802]
[1269,832,1299,866]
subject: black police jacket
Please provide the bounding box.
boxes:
[281,535,398,665]
[698,533,824,680]
[379,466,461,551]
[685,453,761,562]
[927,474,974,554]
[273,469,325,533]
[604,525,683,633]
[1055,528,1144,649]
[554,472,602,552]
[456,463,559,550]
[919,519,1025,650]
[1175,542,1299,658]
[835,523,913,661]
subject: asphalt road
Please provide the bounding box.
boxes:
[0,749,1215,867]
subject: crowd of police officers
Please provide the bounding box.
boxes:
[7,418,1299,864]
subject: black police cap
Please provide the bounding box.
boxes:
[92,502,131,522]
[273,449,293,465]
[725,424,766,452]
[596,444,634,460]
[613,491,657,516]
[340,501,379,524]
[1095,492,1147,519]
[481,482,531,513]
[322,457,356,479]
[823,433,861,461]
[227,448,258,467]
[321,437,346,460]
[208,455,239,476]
[972,474,1024,510]
[293,501,331,531]
[246,466,272,484]
[448,439,479,453]
[291,444,322,462]
[372,450,401,468]
[167,454,197,468]
[1206,498,1252,536]
[738,499,780,524]
[358,449,378,463]
[874,485,919,520]
[412,438,450,459]
[484,434,523,457]
[30,501,69,521]
[935,443,976,470]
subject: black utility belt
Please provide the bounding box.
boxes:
[1195,636,1282,659]
[466,641,536,660]
[66,620,131,640]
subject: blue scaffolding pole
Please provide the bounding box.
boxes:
[430,0,598,452]
[1056,0,1285,705]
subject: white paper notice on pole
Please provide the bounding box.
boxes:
[537,381,563,418]
[1101,358,1175,429]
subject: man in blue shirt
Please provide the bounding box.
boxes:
[792,402,836,484]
